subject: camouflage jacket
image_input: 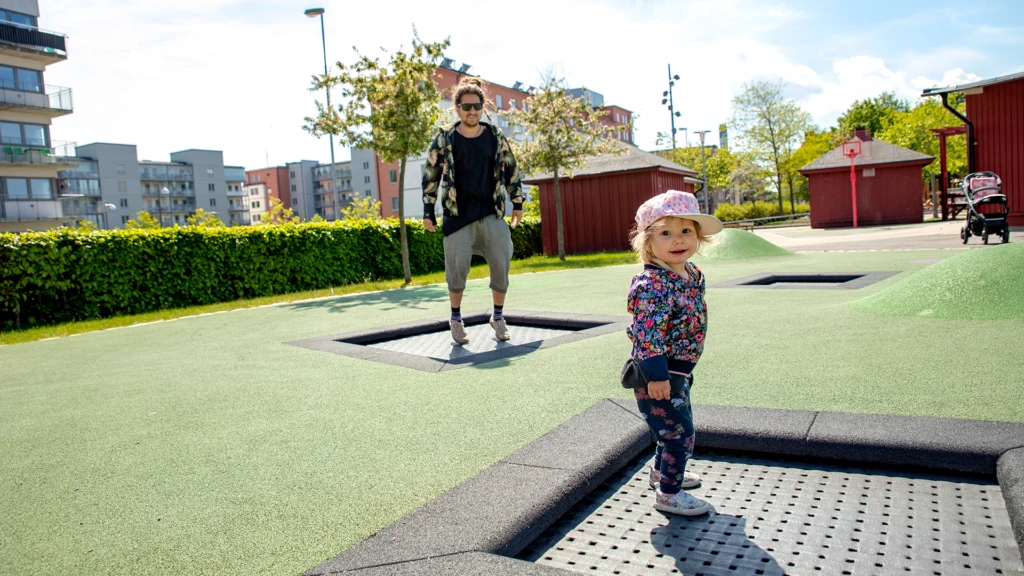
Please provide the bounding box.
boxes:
[421,121,524,223]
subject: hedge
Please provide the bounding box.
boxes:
[714,201,810,222]
[0,217,542,331]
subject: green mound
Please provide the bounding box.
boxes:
[852,243,1024,319]
[695,228,793,260]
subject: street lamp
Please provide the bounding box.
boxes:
[305,7,338,219]
[694,130,711,213]
[660,64,681,149]
[160,186,169,227]
[99,202,116,230]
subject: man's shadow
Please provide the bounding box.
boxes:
[650,511,785,575]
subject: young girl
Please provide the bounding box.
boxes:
[627,190,722,516]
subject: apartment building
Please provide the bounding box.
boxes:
[285,160,317,221]
[244,181,266,223]
[225,165,247,225]
[0,0,76,232]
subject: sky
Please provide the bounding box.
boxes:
[41,0,1024,169]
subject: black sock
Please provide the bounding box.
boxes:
[492,305,503,321]
[451,307,462,322]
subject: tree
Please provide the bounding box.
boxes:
[877,98,967,182]
[339,195,383,220]
[727,153,768,203]
[309,213,327,223]
[259,197,300,225]
[784,128,835,205]
[522,186,542,220]
[660,146,735,191]
[186,208,226,228]
[73,219,98,232]
[730,80,812,215]
[124,210,161,229]
[836,91,910,138]
[306,29,449,284]
[506,76,624,260]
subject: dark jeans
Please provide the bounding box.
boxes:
[633,372,695,494]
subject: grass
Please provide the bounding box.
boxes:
[0,251,637,347]
[3,248,1022,575]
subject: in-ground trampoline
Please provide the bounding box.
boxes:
[302,401,1024,576]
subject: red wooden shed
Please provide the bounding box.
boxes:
[799,130,933,229]
[522,144,698,255]
[923,72,1024,225]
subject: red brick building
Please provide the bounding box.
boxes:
[245,167,290,209]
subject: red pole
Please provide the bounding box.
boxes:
[850,160,858,228]
[938,132,949,221]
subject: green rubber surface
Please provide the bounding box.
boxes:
[851,243,1024,319]
[2,249,1022,575]
[694,229,794,260]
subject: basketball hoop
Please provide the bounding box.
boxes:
[841,140,865,228]
[842,140,862,159]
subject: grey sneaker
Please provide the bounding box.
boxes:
[449,319,469,345]
[650,467,701,490]
[655,489,712,516]
[489,317,510,341]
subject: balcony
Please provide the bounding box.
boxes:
[139,165,194,181]
[0,21,67,62]
[0,197,62,222]
[0,140,76,166]
[0,83,72,116]
[141,186,195,198]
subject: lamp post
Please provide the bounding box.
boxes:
[695,130,711,213]
[305,7,337,220]
[660,64,682,149]
[99,202,116,230]
[160,186,169,227]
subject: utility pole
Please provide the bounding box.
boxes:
[660,65,681,149]
[696,130,711,213]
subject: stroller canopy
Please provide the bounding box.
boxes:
[963,172,1004,203]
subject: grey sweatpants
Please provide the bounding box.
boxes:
[443,215,513,294]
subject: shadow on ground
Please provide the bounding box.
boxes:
[650,513,785,575]
[283,284,449,314]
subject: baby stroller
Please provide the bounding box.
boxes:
[960,172,1010,244]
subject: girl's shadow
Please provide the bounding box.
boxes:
[650,511,785,575]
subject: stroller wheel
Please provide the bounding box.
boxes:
[982,231,989,244]
[1003,229,1010,243]
[961,226,969,244]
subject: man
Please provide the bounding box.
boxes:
[422,78,524,345]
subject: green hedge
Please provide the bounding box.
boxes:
[714,201,810,222]
[0,217,542,331]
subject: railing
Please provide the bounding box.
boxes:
[721,212,811,230]
[224,168,246,182]
[0,197,62,221]
[139,167,194,181]
[59,165,99,179]
[0,21,67,56]
[0,140,76,165]
[0,81,72,113]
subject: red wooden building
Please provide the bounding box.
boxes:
[923,72,1024,225]
[522,144,698,255]
[799,130,933,228]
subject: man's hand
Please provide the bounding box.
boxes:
[647,380,671,401]
[423,218,436,232]
[510,210,523,228]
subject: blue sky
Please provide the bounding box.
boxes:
[42,0,1023,169]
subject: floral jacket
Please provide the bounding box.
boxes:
[421,121,524,223]
[626,262,708,382]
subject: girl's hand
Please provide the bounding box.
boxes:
[648,380,671,401]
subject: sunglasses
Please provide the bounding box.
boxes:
[459,103,483,111]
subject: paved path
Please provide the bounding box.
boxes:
[753,220,1019,252]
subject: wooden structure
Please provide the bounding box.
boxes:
[522,144,699,255]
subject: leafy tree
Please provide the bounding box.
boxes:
[506,76,624,260]
[306,29,449,284]
[660,146,735,192]
[186,208,226,228]
[522,186,542,219]
[309,213,327,223]
[730,80,812,215]
[259,197,300,225]
[877,97,967,182]
[727,153,768,203]
[125,211,161,229]
[73,219,98,232]
[783,127,835,207]
[340,195,383,220]
[836,91,910,138]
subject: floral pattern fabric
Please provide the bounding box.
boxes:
[421,121,523,220]
[634,372,696,494]
[626,261,707,376]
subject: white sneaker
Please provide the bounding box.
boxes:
[649,467,701,489]
[449,319,469,345]
[489,317,510,341]
[655,489,712,516]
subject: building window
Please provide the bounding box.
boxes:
[364,175,371,184]
[0,66,41,92]
[363,161,369,170]
[389,169,397,183]
[292,198,297,206]
[510,98,515,110]
[208,183,215,192]
[496,95,503,109]
[522,100,527,111]
[120,198,128,208]
[365,190,370,197]
[116,164,125,175]
[210,198,216,207]
[0,10,38,28]
[291,184,296,192]
[254,174,260,182]
[391,197,398,211]
[254,214,260,222]
[0,121,48,146]
[256,201,260,208]
[290,171,295,178]
[207,168,214,176]
[118,181,127,192]
[122,215,129,224]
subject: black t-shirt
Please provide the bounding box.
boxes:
[446,128,497,235]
